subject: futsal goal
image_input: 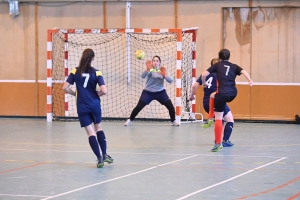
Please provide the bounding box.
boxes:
[46,28,203,124]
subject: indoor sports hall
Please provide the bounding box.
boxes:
[0,0,299,199]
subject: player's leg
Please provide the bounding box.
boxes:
[223,105,234,147]
[124,100,148,126]
[79,111,103,168]
[211,93,226,152]
[125,90,151,126]
[84,124,104,168]
[94,123,113,164]
[212,111,224,152]
[91,106,113,164]
[208,92,216,119]
[203,99,209,114]
[157,90,178,126]
[202,93,215,128]
[162,99,178,126]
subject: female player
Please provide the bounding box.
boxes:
[189,58,235,148]
[63,48,113,168]
[201,49,253,152]
[124,55,179,126]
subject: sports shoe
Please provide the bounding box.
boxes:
[104,154,114,164]
[171,120,180,126]
[124,119,132,126]
[222,140,234,147]
[97,158,104,168]
[202,119,213,129]
[211,143,223,152]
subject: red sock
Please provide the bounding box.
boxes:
[214,120,223,144]
[208,98,214,119]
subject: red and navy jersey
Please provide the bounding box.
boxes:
[206,61,243,95]
[66,67,105,113]
[196,73,217,99]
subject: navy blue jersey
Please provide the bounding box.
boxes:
[66,67,105,113]
[206,61,243,95]
[196,73,217,100]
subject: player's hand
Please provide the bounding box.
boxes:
[159,66,167,78]
[248,80,254,86]
[189,95,195,101]
[97,90,104,97]
[145,60,152,71]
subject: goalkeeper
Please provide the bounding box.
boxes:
[124,55,179,126]
[189,58,235,148]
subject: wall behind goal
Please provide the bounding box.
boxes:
[0,0,299,121]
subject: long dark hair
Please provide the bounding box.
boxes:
[78,48,95,75]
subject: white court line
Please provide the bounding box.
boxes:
[41,155,198,200]
[176,157,287,200]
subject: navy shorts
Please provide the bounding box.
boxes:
[214,93,236,112]
[203,99,230,117]
[140,90,170,105]
[77,105,102,127]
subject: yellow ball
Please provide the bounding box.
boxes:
[135,50,145,60]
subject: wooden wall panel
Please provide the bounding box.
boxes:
[0,83,47,116]
[1,83,297,121]
[227,85,251,120]
[0,83,37,116]
[0,82,64,117]
[38,83,47,116]
[195,86,207,119]
[194,85,252,120]
[250,85,300,121]
[195,84,300,121]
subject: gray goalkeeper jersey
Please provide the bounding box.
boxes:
[141,68,173,92]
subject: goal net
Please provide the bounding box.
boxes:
[46,28,202,123]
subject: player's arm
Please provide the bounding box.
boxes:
[201,71,210,88]
[145,60,152,72]
[160,66,173,83]
[96,73,107,96]
[141,60,152,78]
[63,82,76,96]
[159,66,166,78]
[240,70,253,86]
[189,81,200,101]
[97,84,107,97]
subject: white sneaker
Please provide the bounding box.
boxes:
[124,119,132,126]
[171,120,180,126]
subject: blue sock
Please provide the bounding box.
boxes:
[88,135,101,159]
[97,130,107,156]
[223,122,234,141]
